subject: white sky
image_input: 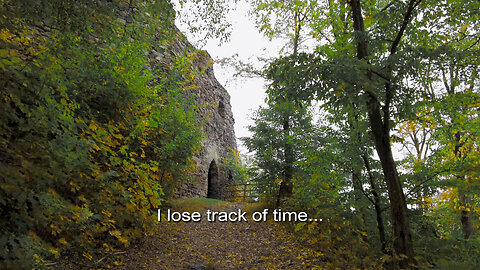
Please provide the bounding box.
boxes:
[172,1,429,176]
[174,1,286,153]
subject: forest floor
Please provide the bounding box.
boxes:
[120,199,325,269]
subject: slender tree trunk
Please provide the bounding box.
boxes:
[459,190,473,239]
[453,132,473,239]
[276,117,293,207]
[447,64,473,239]
[367,95,415,268]
[276,11,302,207]
[363,155,394,270]
[362,155,388,253]
[348,111,385,251]
[349,0,416,268]
[351,169,369,233]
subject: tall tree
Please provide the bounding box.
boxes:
[261,0,477,267]
[250,0,315,206]
[398,0,480,240]
[243,102,316,203]
[348,1,419,267]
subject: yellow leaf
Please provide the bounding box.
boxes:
[50,248,60,258]
[113,133,124,140]
[102,209,112,218]
[101,144,111,152]
[89,121,97,131]
[109,230,121,237]
[83,251,93,261]
[59,238,68,245]
[126,202,136,212]
[118,235,129,246]
[92,144,100,151]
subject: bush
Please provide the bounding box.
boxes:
[0,0,201,268]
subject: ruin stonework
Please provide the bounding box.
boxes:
[183,50,237,200]
[155,28,237,200]
[114,3,236,200]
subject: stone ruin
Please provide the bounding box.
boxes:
[153,28,237,200]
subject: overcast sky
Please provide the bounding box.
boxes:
[173,1,421,162]
[174,1,286,153]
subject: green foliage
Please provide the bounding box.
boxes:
[414,227,480,269]
[173,0,239,45]
[243,101,315,201]
[0,0,202,268]
[247,0,480,268]
[222,148,248,184]
[250,0,319,53]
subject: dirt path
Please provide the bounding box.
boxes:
[121,203,324,269]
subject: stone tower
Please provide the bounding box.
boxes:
[183,54,237,200]
[157,29,237,200]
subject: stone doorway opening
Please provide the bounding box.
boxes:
[207,160,219,199]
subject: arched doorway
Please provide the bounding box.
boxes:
[207,160,219,199]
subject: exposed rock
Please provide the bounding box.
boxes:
[115,4,237,200]
[180,48,237,200]
[152,27,237,200]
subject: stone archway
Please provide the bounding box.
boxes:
[207,160,219,199]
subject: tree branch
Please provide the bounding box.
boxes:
[384,0,422,134]
[380,1,395,13]
[390,0,422,54]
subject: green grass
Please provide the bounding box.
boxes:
[167,197,230,212]
[190,197,228,206]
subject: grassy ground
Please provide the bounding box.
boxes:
[168,197,230,212]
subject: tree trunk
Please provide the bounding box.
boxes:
[351,169,369,241]
[349,0,416,268]
[276,10,302,208]
[453,128,473,239]
[276,117,293,207]
[363,155,395,270]
[454,133,473,239]
[459,190,473,239]
[367,94,415,269]
[362,155,388,253]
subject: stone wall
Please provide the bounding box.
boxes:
[153,28,237,200]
